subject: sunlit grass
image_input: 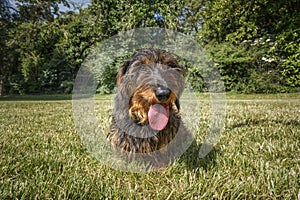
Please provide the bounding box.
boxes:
[0,93,299,199]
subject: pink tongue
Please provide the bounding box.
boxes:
[148,104,169,131]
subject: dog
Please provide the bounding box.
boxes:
[107,48,189,168]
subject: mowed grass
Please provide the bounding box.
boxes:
[0,93,299,199]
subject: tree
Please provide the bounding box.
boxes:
[197,0,300,92]
[0,0,19,95]
[4,0,70,94]
[1,0,299,95]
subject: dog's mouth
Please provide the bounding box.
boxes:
[128,86,179,130]
[148,104,169,131]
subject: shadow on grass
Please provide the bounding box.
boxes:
[179,141,219,172]
[229,118,268,129]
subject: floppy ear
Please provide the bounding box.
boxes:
[117,60,130,86]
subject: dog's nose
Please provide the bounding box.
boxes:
[155,86,171,101]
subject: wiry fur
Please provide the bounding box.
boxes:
[107,49,186,163]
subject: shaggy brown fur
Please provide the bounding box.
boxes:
[107,49,188,166]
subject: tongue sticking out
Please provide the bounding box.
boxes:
[148,104,169,131]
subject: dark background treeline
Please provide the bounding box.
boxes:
[0,0,299,95]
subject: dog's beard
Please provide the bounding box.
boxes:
[113,90,160,138]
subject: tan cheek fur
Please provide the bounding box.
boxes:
[128,87,177,124]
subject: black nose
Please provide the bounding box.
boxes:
[155,86,171,101]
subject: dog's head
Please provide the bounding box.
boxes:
[116,49,185,131]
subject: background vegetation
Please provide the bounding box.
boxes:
[0,0,299,95]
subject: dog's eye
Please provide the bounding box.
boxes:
[173,67,186,75]
[173,67,182,72]
[174,67,185,73]
[167,62,178,68]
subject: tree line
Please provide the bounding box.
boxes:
[0,0,299,95]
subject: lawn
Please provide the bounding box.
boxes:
[0,93,299,199]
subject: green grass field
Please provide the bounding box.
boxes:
[0,93,299,199]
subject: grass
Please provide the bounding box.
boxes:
[0,93,299,199]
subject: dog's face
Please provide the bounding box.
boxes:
[117,49,185,131]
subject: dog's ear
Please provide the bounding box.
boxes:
[175,99,180,110]
[117,60,130,86]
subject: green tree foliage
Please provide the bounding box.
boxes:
[0,0,19,95]
[198,0,300,93]
[0,0,299,95]
[0,0,70,94]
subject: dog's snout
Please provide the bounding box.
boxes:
[155,86,171,101]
